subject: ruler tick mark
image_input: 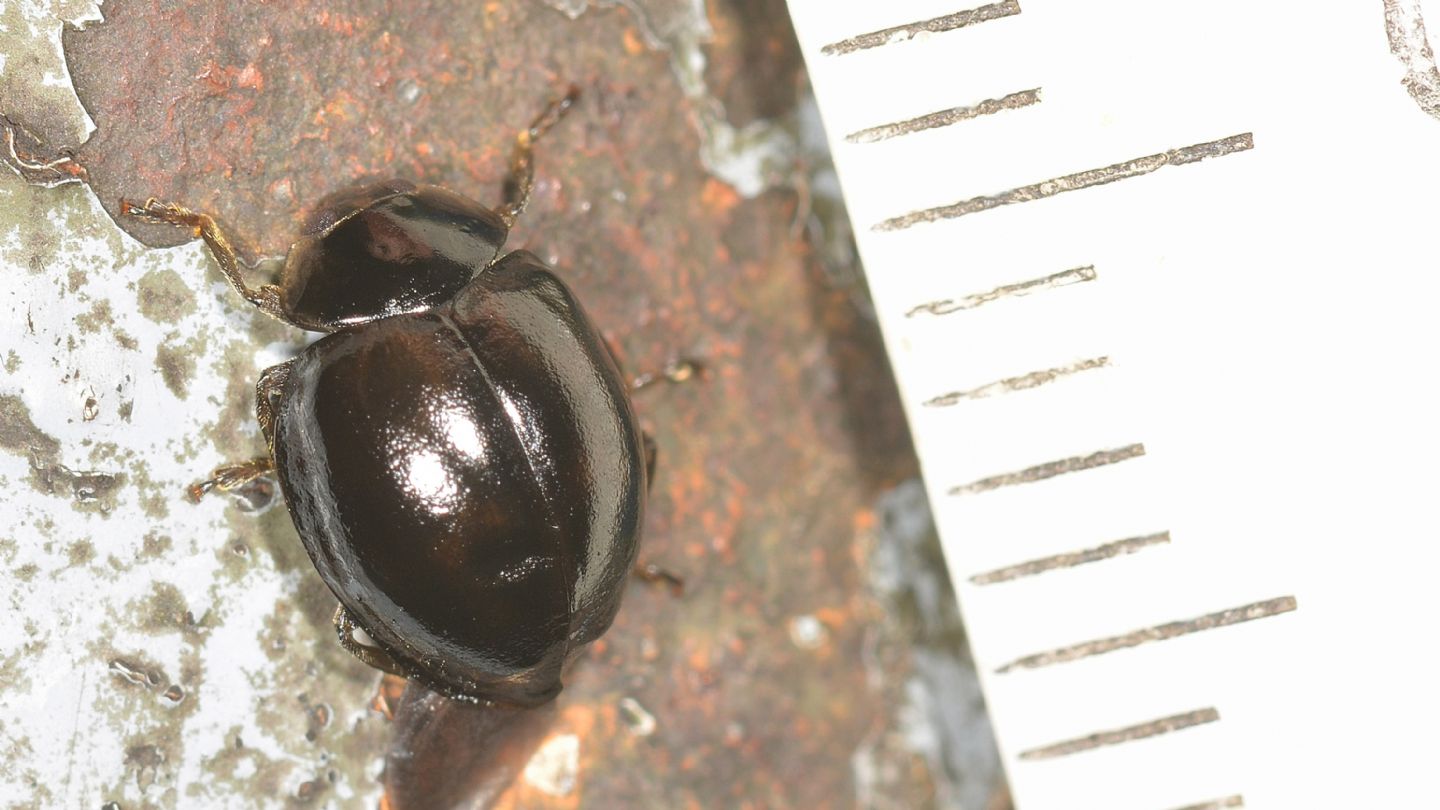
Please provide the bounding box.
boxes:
[820,0,1021,56]
[847,88,1042,144]
[875,132,1255,231]
[1166,796,1245,810]
[908,265,1095,318]
[969,530,1169,585]
[995,595,1299,674]
[949,443,1144,497]
[1018,707,1219,761]
[925,356,1110,406]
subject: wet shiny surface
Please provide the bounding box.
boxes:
[280,183,510,331]
[274,251,645,707]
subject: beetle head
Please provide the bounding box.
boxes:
[278,180,510,331]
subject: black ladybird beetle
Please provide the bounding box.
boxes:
[123,88,665,708]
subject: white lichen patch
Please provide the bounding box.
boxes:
[0,155,387,809]
[2,5,388,804]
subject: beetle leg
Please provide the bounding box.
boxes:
[255,359,294,454]
[496,85,580,228]
[334,605,409,678]
[187,457,275,502]
[630,357,704,392]
[642,431,657,491]
[187,359,295,502]
[632,562,685,596]
[119,197,292,326]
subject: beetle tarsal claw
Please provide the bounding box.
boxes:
[633,562,685,596]
[631,357,705,391]
[120,197,191,227]
[186,456,275,502]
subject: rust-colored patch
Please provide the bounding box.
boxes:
[58,0,974,807]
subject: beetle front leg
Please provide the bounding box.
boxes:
[495,85,580,228]
[120,197,292,325]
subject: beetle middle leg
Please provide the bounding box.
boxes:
[120,198,291,325]
[187,457,274,502]
[495,85,581,228]
[188,359,294,501]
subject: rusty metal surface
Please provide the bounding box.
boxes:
[0,1,1003,807]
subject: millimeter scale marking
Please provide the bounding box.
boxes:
[968,530,1169,585]
[905,264,1095,317]
[924,356,1112,407]
[1167,797,1245,810]
[874,133,1254,232]
[819,0,1021,55]
[994,596,1299,674]
[845,88,1042,144]
[776,1,1440,807]
[1017,707,1220,760]
[949,443,1147,496]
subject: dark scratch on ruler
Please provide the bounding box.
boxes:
[821,0,1022,56]
[1018,708,1219,760]
[995,596,1299,674]
[875,133,1254,231]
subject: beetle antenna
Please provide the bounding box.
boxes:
[497,85,582,228]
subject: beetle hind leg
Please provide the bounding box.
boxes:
[334,605,408,677]
[630,357,705,392]
[632,562,684,596]
[642,430,657,490]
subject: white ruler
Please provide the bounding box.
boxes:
[788,2,1440,808]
